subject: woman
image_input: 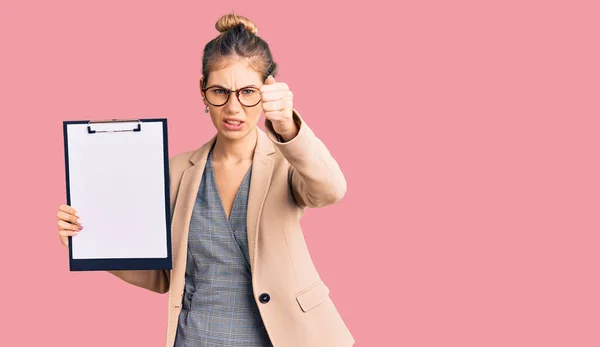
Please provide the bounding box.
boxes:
[56,13,354,347]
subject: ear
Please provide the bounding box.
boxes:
[199,77,206,101]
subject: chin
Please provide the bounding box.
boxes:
[219,126,255,141]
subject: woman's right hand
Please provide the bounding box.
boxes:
[57,204,83,247]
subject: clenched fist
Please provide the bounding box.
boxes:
[260,75,298,141]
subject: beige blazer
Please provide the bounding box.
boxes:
[109,111,355,347]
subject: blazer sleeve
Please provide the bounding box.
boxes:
[107,269,170,294]
[265,109,347,208]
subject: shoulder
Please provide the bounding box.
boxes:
[169,135,216,175]
[169,149,195,168]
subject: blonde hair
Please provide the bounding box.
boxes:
[215,13,258,35]
[201,13,277,89]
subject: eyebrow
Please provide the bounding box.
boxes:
[206,84,259,90]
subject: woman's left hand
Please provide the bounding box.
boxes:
[260,76,298,141]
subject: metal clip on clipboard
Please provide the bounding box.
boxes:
[87,118,142,134]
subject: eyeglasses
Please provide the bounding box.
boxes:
[201,86,262,107]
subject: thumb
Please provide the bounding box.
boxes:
[264,75,276,85]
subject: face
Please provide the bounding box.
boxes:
[200,59,264,141]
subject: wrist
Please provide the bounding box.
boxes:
[276,121,299,142]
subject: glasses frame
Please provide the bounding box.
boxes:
[201,86,262,107]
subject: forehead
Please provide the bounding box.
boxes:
[207,59,262,88]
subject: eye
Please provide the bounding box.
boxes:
[212,88,228,94]
[240,88,255,95]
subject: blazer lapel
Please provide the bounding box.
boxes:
[170,129,274,276]
[171,136,215,269]
[247,129,275,274]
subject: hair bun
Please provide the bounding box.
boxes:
[215,13,258,35]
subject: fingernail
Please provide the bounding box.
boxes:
[78,226,83,231]
[75,211,80,217]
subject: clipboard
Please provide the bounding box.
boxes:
[63,118,172,271]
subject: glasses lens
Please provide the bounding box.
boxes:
[205,87,229,105]
[239,87,261,106]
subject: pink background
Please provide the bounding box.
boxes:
[1,0,599,346]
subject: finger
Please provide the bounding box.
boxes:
[262,101,283,113]
[264,110,287,121]
[59,229,80,238]
[59,204,79,217]
[266,107,294,120]
[261,92,286,102]
[263,100,293,113]
[264,75,276,85]
[57,210,80,225]
[261,90,293,102]
[58,219,83,232]
[260,81,289,94]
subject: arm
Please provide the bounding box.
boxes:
[265,109,347,208]
[107,269,170,294]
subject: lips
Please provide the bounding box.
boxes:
[222,118,245,131]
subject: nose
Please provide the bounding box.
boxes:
[223,91,241,114]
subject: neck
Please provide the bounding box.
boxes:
[212,128,257,163]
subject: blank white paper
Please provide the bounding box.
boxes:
[66,121,168,259]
